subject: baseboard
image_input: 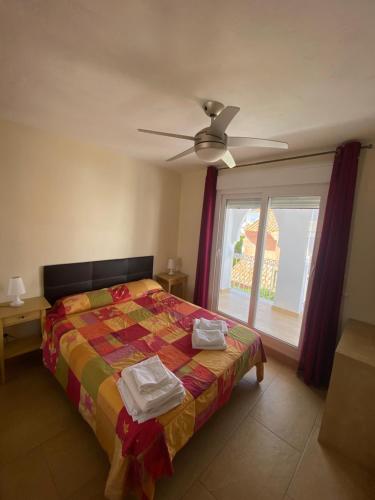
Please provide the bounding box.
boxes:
[263,344,299,369]
[271,305,300,318]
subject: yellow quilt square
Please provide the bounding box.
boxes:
[156,325,187,343]
[96,376,123,459]
[195,381,218,416]
[68,315,87,329]
[158,391,195,460]
[108,351,146,371]
[114,301,142,314]
[140,314,170,333]
[193,346,241,377]
[104,315,135,332]
[60,330,86,363]
[69,342,98,380]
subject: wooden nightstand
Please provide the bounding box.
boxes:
[155,272,188,299]
[0,296,51,383]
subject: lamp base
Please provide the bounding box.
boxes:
[168,270,174,275]
[10,296,24,307]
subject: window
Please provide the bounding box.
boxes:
[213,188,325,351]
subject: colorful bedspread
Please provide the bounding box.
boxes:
[42,279,266,500]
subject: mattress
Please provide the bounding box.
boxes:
[42,279,266,499]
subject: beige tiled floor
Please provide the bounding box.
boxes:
[1,352,374,500]
[218,289,302,346]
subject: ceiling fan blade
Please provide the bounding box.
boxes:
[228,137,288,149]
[221,150,236,169]
[210,106,240,135]
[138,129,195,141]
[166,147,195,162]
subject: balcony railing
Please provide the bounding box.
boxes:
[231,253,278,300]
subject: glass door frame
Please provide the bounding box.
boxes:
[209,183,328,360]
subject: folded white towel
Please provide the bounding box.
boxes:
[193,318,228,335]
[126,355,169,394]
[121,360,184,413]
[117,378,184,423]
[192,328,227,350]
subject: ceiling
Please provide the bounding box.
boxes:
[1,0,375,170]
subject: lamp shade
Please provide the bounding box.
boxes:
[7,276,26,296]
[167,259,175,271]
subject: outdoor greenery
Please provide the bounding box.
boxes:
[259,287,275,301]
[232,235,244,266]
[231,283,276,301]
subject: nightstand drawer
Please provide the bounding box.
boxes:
[2,309,40,327]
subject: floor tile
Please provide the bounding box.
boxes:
[251,370,324,450]
[0,356,79,466]
[42,420,109,499]
[182,481,216,500]
[0,446,59,500]
[66,468,108,500]
[2,349,372,500]
[287,426,375,500]
[156,366,264,499]
[200,416,300,500]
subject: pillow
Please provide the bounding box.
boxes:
[125,279,162,300]
[59,279,163,316]
[60,293,91,315]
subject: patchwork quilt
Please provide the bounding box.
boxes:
[42,279,266,500]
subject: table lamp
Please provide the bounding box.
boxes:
[7,276,26,307]
[167,259,176,275]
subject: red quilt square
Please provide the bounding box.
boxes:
[113,324,150,342]
[53,320,75,341]
[89,336,118,356]
[109,284,130,303]
[66,369,81,408]
[160,295,183,308]
[93,306,123,321]
[134,295,155,308]
[172,334,197,358]
[177,361,217,398]
[189,308,217,320]
[131,335,168,356]
[78,321,112,340]
[176,315,194,333]
[147,303,167,315]
[157,344,190,372]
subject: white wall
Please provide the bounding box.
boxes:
[176,168,206,301]
[0,119,181,302]
[342,148,375,325]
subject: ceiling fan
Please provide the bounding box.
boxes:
[138,100,288,168]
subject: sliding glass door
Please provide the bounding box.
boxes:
[213,190,324,350]
[217,198,262,322]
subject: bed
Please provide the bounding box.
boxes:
[42,256,266,500]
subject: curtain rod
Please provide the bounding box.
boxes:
[218,143,373,170]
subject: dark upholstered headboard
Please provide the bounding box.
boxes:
[43,256,154,305]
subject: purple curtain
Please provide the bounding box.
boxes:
[299,141,361,387]
[193,166,218,308]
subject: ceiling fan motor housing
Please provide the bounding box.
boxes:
[203,100,225,118]
[194,129,227,162]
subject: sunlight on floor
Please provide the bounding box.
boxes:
[218,289,302,346]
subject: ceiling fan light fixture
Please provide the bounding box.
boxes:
[138,100,289,168]
[195,142,226,163]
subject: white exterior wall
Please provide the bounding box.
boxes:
[220,208,247,289]
[273,209,312,314]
